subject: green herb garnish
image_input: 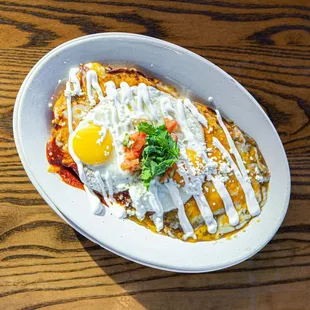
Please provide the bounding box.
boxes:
[122,133,130,147]
[137,122,179,189]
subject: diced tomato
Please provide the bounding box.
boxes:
[125,150,140,160]
[121,131,147,171]
[130,132,146,141]
[123,146,130,153]
[129,132,146,155]
[170,132,178,142]
[131,138,146,152]
[130,132,146,152]
[121,159,140,171]
[164,118,179,133]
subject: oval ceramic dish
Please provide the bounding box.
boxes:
[13,33,290,273]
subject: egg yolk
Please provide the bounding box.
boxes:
[72,124,113,165]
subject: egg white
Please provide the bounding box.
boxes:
[69,85,206,220]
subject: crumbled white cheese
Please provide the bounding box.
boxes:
[255,174,269,183]
[219,162,231,174]
[126,209,136,217]
[96,134,105,145]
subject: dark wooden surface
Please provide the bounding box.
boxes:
[1,0,310,309]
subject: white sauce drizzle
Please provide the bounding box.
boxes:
[213,137,261,216]
[215,110,248,178]
[86,70,104,105]
[85,186,103,215]
[184,98,208,128]
[165,180,196,240]
[69,68,82,96]
[94,171,112,207]
[194,192,218,233]
[214,109,260,216]
[137,83,159,121]
[176,99,197,149]
[65,71,102,214]
[160,97,175,119]
[168,103,222,235]
[94,170,126,219]
[160,96,218,234]
[128,185,146,220]
[65,81,86,183]
[64,81,74,134]
[149,181,164,231]
[104,82,125,171]
[105,81,129,132]
[212,176,239,226]
[121,82,138,113]
[175,143,217,234]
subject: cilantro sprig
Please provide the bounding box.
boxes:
[137,122,179,189]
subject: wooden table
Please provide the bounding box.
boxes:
[1,0,309,309]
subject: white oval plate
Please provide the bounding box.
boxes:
[13,33,290,273]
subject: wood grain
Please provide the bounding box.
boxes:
[0,0,309,309]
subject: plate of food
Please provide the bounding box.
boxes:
[13,33,290,272]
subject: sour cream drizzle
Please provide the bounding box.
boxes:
[84,185,103,215]
[65,81,86,183]
[64,67,261,239]
[213,137,261,216]
[168,102,238,233]
[69,68,82,96]
[165,180,196,240]
[104,81,125,170]
[212,176,239,226]
[86,70,104,105]
[214,110,261,216]
[216,110,247,178]
[137,83,159,121]
[176,143,217,234]
[95,170,126,219]
[65,75,103,215]
[184,98,208,127]
[149,181,164,231]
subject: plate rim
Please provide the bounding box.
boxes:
[13,32,291,273]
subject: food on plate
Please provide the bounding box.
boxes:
[46,62,270,241]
